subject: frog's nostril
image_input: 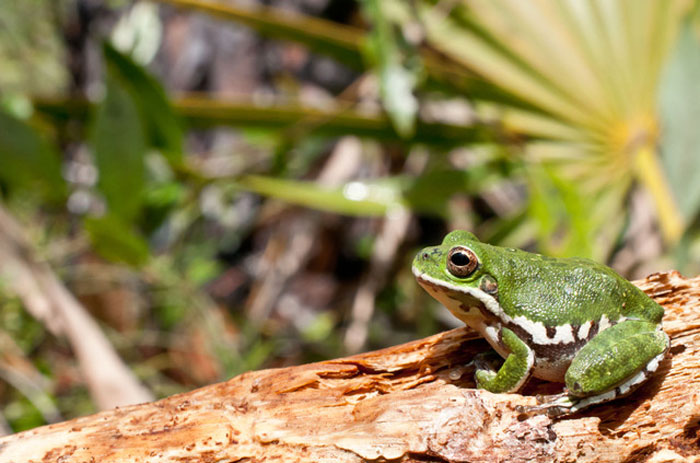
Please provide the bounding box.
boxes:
[422,252,430,260]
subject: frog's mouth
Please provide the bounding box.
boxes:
[412,266,504,323]
[413,267,510,359]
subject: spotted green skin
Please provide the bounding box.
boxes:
[413,231,669,414]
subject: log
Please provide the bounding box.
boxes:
[0,270,698,462]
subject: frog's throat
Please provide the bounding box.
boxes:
[412,268,613,348]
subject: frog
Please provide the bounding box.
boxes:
[412,230,669,416]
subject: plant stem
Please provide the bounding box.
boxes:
[634,145,684,242]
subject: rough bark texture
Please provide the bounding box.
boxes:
[0,271,699,463]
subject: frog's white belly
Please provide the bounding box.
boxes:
[531,353,572,382]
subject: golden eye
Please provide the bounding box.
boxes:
[447,246,478,278]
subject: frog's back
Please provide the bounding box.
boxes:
[482,246,663,326]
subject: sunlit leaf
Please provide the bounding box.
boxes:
[417,0,687,247]
[235,166,508,218]
[0,109,65,201]
[236,175,398,216]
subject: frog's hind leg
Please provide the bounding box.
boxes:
[540,319,669,416]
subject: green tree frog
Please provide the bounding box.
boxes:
[412,230,669,416]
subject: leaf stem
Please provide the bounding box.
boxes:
[634,145,684,242]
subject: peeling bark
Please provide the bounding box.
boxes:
[0,271,699,462]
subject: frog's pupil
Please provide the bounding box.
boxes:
[451,252,470,267]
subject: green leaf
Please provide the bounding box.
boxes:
[659,18,700,221]
[84,215,150,267]
[178,99,497,146]
[91,71,147,222]
[102,42,183,163]
[363,0,420,137]
[36,97,503,147]
[236,167,507,217]
[0,109,65,200]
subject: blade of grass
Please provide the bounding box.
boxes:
[235,175,396,216]
[34,96,516,147]
[235,165,506,218]
[634,145,684,242]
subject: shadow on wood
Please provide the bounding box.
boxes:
[0,271,698,462]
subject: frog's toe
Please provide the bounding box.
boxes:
[513,394,575,418]
[535,391,568,404]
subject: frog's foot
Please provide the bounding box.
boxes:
[516,392,593,418]
[518,392,601,418]
[522,384,638,418]
[517,345,669,418]
[513,392,571,417]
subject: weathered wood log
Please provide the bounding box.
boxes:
[0,271,698,462]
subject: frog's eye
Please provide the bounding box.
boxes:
[447,246,478,278]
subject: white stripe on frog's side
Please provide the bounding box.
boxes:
[598,314,612,332]
[412,268,614,347]
[577,321,592,340]
[644,347,665,374]
[512,315,575,345]
[617,370,647,396]
[483,325,501,349]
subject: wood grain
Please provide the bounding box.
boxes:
[0,271,698,462]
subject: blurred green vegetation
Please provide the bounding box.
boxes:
[1,0,700,432]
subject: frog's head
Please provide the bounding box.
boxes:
[412,230,500,321]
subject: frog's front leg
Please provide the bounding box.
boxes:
[541,319,669,416]
[475,327,534,393]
